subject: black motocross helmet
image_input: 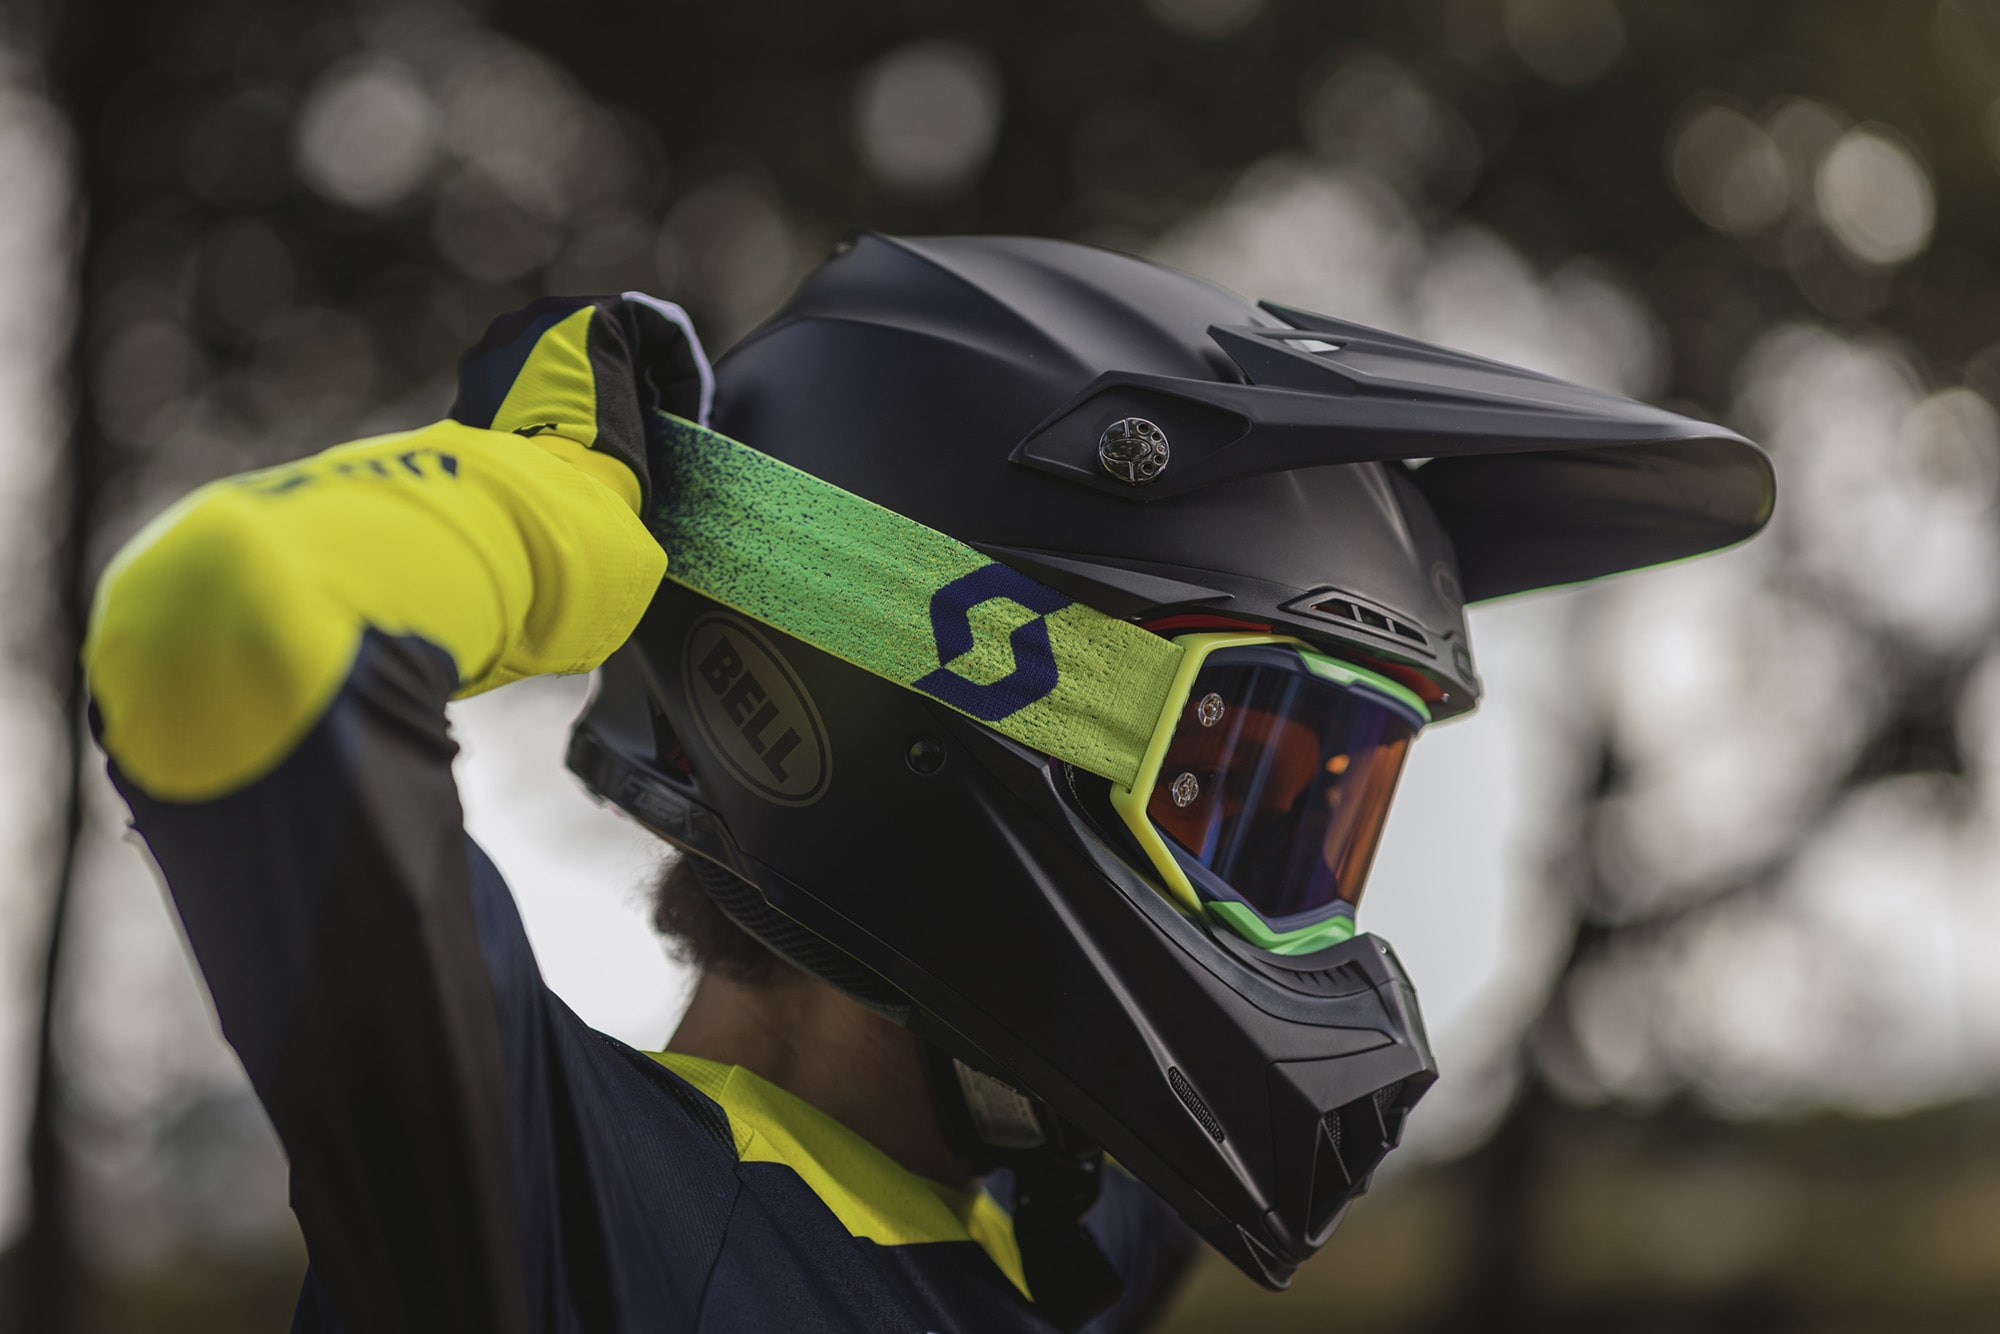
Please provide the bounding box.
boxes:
[568,235,1773,1296]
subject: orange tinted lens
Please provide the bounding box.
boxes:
[1146,654,1417,921]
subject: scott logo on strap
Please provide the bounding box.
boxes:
[914,564,1072,722]
[683,614,831,805]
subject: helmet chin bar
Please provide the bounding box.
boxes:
[569,616,1441,1293]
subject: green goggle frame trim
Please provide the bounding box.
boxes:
[651,413,1424,954]
[1104,633,1429,956]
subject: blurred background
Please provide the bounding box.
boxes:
[2,0,1999,1329]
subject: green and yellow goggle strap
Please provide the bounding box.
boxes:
[652,413,1430,954]
[651,411,1181,793]
[448,293,1418,954]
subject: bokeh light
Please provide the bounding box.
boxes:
[658,173,808,343]
[1670,103,1790,239]
[852,41,1002,200]
[1814,128,1936,267]
[1503,0,1626,87]
[16,4,2000,1329]
[1144,0,1267,40]
[294,56,439,212]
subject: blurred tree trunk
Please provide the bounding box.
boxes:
[12,0,144,1330]
[1425,585,1985,1330]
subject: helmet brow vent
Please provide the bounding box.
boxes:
[1167,1066,1225,1143]
[1207,325,1360,394]
[1310,596,1428,647]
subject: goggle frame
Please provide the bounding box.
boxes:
[1109,632,1432,956]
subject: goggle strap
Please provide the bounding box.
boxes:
[649,412,1183,787]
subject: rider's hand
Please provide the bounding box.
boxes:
[448,292,713,517]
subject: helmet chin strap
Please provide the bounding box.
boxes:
[918,1044,1123,1332]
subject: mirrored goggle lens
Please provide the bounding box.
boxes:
[1145,649,1419,924]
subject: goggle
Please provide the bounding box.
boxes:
[1110,634,1430,955]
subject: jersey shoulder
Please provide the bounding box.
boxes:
[646,1053,1053,1334]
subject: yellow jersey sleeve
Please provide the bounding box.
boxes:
[84,420,666,803]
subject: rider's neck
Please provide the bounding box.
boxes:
[667,963,979,1190]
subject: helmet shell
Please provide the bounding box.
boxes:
[712,233,1481,713]
[569,232,1770,1287]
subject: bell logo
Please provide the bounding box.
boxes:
[682,614,831,805]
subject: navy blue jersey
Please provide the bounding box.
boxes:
[86,418,1194,1332]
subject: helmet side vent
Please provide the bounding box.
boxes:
[1307,595,1428,647]
[1168,1066,1226,1143]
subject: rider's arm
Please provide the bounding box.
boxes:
[87,421,660,802]
[84,420,665,1334]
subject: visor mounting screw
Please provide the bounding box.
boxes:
[906,737,947,775]
[1169,771,1200,807]
[1098,417,1171,485]
[1195,692,1225,727]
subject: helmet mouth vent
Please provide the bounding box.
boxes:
[1305,1078,1408,1241]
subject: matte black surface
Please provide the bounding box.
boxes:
[574,583,1437,1287]
[708,233,1771,712]
[572,233,1770,1288]
[714,234,1484,713]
